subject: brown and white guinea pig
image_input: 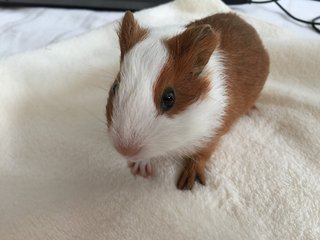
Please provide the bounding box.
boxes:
[106,11,269,190]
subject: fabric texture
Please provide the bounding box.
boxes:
[0,7,122,57]
[1,0,319,239]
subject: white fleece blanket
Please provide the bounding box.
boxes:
[1,1,319,239]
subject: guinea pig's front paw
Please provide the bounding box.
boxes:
[177,159,206,190]
[128,160,153,178]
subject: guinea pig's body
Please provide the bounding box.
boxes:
[106,12,269,190]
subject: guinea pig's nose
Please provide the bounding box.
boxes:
[115,143,141,157]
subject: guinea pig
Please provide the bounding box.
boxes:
[106,11,269,190]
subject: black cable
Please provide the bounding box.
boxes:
[250,0,274,3]
[250,0,320,33]
[312,16,320,33]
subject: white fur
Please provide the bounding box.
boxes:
[110,30,228,165]
[137,49,228,161]
[110,37,168,152]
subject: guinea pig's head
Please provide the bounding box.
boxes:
[106,11,221,162]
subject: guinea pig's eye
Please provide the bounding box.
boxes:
[110,82,118,96]
[161,87,175,111]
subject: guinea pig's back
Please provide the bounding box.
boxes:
[188,13,270,131]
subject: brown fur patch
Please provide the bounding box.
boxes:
[194,13,269,136]
[183,13,269,136]
[154,25,218,116]
[117,11,148,62]
[177,13,270,189]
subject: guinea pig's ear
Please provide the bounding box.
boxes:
[117,11,148,61]
[166,24,218,77]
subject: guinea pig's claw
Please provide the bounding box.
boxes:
[128,161,153,178]
[177,160,206,190]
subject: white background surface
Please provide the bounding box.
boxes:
[0,0,319,57]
